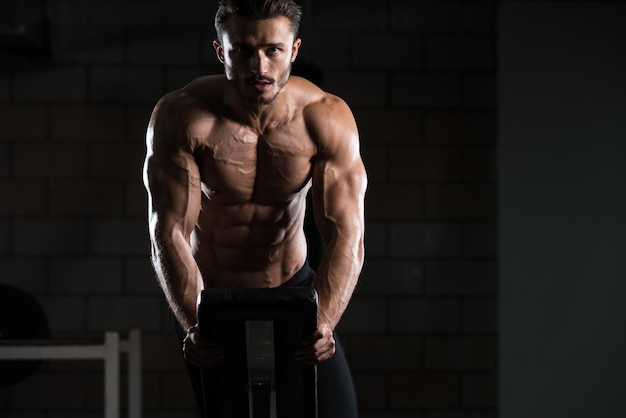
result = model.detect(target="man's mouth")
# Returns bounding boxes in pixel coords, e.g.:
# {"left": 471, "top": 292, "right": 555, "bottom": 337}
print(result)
{"left": 248, "top": 77, "right": 273, "bottom": 91}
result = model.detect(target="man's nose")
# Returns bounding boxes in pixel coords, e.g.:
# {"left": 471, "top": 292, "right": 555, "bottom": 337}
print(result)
{"left": 250, "top": 51, "right": 269, "bottom": 75}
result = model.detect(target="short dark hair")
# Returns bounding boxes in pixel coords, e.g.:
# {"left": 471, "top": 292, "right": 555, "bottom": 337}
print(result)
{"left": 215, "top": 0, "right": 303, "bottom": 42}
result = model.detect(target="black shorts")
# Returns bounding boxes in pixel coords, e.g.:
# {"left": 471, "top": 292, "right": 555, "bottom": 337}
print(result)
{"left": 174, "top": 261, "right": 359, "bottom": 418}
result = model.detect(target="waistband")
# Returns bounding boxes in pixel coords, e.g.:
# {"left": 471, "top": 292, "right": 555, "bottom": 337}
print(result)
{"left": 279, "top": 260, "right": 315, "bottom": 288}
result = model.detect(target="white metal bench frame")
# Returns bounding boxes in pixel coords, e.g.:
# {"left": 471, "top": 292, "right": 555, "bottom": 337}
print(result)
{"left": 0, "top": 329, "right": 142, "bottom": 418}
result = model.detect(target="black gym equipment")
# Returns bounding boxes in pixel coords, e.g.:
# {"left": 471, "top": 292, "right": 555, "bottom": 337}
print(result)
{"left": 198, "top": 287, "right": 318, "bottom": 418}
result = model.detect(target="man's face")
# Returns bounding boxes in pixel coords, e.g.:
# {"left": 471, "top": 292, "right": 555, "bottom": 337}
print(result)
{"left": 214, "top": 16, "right": 301, "bottom": 106}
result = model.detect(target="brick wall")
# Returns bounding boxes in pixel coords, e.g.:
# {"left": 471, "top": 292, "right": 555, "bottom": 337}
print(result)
{"left": 0, "top": 1, "right": 497, "bottom": 417}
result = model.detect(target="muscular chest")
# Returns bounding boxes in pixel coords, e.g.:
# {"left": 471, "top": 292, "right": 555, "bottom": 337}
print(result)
{"left": 194, "top": 122, "right": 315, "bottom": 203}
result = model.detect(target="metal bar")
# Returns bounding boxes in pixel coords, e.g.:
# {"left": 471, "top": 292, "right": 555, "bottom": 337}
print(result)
{"left": 0, "top": 345, "right": 107, "bottom": 359}
{"left": 104, "top": 332, "right": 120, "bottom": 418}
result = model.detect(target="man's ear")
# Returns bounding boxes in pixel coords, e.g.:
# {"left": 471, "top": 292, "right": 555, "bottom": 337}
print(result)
{"left": 291, "top": 38, "right": 302, "bottom": 63}
{"left": 213, "top": 40, "right": 225, "bottom": 64}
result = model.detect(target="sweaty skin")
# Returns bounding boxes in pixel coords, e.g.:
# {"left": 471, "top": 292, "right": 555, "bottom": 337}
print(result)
{"left": 143, "top": 16, "right": 367, "bottom": 366}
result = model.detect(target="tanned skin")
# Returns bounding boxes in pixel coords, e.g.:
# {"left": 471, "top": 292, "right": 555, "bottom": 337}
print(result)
{"left": 143, "top": 15, "right": 367, "bottom": 366}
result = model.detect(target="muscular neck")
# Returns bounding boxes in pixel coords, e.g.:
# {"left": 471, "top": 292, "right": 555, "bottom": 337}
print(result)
{"left": 224, "top": 82, "right": 292, "bottom": 132}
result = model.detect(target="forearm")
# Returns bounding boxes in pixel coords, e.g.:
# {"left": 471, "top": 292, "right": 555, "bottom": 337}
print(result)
{"left": 314, "top": 233, "right": 364, "bottom": 331}
{"left": 151, "top": 229, "right": 203, "bottom": 330}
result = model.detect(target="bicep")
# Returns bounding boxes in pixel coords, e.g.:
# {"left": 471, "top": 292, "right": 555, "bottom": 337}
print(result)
{"left": 143, "top": 102, "right": 201, "bottom": 240}
{"left": 145, "top": 153, "right": 201, "bottom": 238}
{"left": 313, "top": 159, "right": 366, "bottom": 238}
{"left": 312, "top": 132, "right": 367, "bottom": 244}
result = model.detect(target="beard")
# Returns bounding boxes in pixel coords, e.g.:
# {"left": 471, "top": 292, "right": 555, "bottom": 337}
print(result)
{"left": 224, "top": 63, "right": 292, "bottom": 106}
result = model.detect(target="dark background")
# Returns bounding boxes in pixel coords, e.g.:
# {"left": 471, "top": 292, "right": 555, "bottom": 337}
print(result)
{"left": 0, "top": 0, "right": 621, "bottom": 417}
{"left": 499, "top": 2, "right": 626, "bottom": 418}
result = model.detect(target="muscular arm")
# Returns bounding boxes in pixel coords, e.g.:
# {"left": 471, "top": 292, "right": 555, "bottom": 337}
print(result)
{"left": 143, "top": 93, "right": 203, "bottom": 331}
{"left": 304, "top": 95, "right": 367, "bottom": 358}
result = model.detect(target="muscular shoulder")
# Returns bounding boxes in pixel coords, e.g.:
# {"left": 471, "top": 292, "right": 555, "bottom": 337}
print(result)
{"left": 294, "top": 79, "right": 358, "bottom": 153}
{"left": 181, "top": 74, "right": 230, "bottom": 105}
{"left": 154, "top": 75, "right": 227, "bottom": 123}
{"left": 149, "top": 76, "right": 227, "bottom": 152}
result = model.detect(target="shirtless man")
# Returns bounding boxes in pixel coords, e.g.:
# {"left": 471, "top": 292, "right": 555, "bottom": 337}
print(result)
{"left": 143, "top": 0, "right": 366, "bottom": 416}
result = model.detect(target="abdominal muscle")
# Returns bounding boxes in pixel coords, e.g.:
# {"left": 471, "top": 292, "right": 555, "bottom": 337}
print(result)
{"left": 191, "top": 191, "right": 310, "bottom": 289}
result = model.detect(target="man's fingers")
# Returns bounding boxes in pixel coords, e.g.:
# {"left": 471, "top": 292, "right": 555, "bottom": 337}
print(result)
{"left": 190, "top": 333, "right": 218, "bottom": 347}
{"left": 184, "top": 326, "right": 224, "bottom": 367}
{"left": 301, "top": 329, "right": 323, "bottom": 345}
{"left": 296, "top": 331, "right": 336, "bottom": 364}
{"left": 296, "top": 345, "right": 335, "bottom": 364}
{"left": 183, "top": 341, "right": 225, "bottom": 367}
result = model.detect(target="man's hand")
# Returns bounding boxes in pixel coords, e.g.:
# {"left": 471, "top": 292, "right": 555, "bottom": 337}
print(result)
{"left": 183, "top": 325, "right": 225, "bottom": 367}
{"left": 295, "top": 323, "right": 336, "bottom": 364}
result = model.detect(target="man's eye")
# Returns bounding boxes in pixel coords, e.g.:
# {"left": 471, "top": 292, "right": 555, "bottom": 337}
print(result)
{"left": 266, "top": 47, "right": 281, "bottom": 56}
{"left": 236, "top": 48, "right": 252, "bottom": 55}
